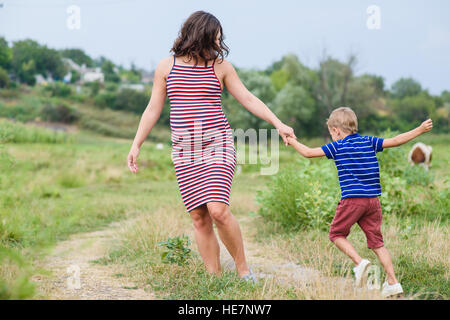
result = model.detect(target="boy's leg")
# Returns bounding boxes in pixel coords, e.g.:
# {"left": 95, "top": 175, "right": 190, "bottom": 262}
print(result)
{"left": 329, "top": 198, "right": 367, "bottom": 265}
{"left": 358, "top": 198, "right": 399, "bottom": 285}
{"left": 333, "top": 237, "right": 362, "bottom": 266}
{"left": 372, "top": 246, "right": 399, "bottom": 285}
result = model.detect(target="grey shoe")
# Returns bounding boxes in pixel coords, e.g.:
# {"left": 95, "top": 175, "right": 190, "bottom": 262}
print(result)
{"left": 241, "top": 268, "right": 257, "bottom": 283}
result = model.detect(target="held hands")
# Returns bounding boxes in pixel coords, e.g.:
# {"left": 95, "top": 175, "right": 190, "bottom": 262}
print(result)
{"left": 286, "top": 136, "right": 297, "bottom": 146}
{"left": 276, "top": 123, "right": 297, "bottom": 146}
{"left": 419, "top": 119, "right": 433, "bottom": 133}
{"left": 127, "top": 145, "right": 140, "bottom": 173}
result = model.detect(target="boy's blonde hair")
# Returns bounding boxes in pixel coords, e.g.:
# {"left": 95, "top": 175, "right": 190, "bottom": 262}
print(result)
{"left": 326, "top": 107, "right": 358, "bottom": 134}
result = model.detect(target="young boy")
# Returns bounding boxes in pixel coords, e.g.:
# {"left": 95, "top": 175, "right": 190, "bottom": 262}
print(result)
{"left": 287, "top": 107, "right": 433, "bottom": 298}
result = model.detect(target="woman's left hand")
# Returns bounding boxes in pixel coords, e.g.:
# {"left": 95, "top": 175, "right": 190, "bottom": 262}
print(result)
{"left": 276, "top": 123, "right": 297, "bottom": 146}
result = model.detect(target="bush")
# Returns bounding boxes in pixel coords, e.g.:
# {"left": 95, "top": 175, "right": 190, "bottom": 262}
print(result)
{"left": 256, "top": 129, "right": 445, "bottom": 233}
{"left": 157, "top": 235, "right": 192, "bottom": 266}
{"left": 42, "top": 82, "right": 72, "bottom": 97}
{"left": 113, "top": 88, "right": 149, "bottom": 113}
{"left": 0, "top": 119, "right": 72, "bottom": 143}
{"left": 256, "top": 158, "right": 339, "bottom": 232}
{"left": 94, "top": 92, "right": 117, "bottom": 108}
{"left": 0, "top": 67, "right": 9, "bottom": 88}
{"left": 84, "top": 81, "right": 101, "bottom": 97}
{"left": 41, "top": 102, "right": 80, "bottom": 123}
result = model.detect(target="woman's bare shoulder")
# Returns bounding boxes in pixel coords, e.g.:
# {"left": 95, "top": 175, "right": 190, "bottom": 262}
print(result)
{"left": 155, "top": 56, "right": 174, "bottom": 78}
{"left": 215, "top": 57, "right": 232, "bottom": 66}
{"left": 214, "top": 57, "right": 234, "bottom": 75}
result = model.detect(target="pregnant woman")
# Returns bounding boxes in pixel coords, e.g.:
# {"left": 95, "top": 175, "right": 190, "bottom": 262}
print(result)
{"left": 127, "top": 11, "right": 295, "bottom": 280}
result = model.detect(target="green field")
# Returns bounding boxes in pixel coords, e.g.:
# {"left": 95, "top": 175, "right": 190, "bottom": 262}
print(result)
{"left": 0, "top": 86, "right": 449, "bottom": 300}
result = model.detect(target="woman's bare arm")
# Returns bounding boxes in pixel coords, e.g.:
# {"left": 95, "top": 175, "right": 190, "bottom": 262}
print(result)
{"left": 220, "top": 59, "right": 296, "bottom": 145}
{"left": 128, "top": 57, "right": 171, "bottom": 173}
{"left": 131, "top": 57, "right": 171, "bottom": 149}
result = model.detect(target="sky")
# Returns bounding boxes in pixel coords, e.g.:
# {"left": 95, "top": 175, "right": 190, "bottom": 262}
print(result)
{"left": 1, "top": 0, "right": 449, "bottom": 95}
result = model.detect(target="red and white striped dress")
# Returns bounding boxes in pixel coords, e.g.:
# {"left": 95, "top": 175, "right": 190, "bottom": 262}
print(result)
{"left": 166, "top": 55, "right": 237, "bottom": 212}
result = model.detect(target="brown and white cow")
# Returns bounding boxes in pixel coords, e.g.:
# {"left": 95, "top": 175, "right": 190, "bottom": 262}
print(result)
{"left": 408, "top": 142, "right": 433, "bottom": 170}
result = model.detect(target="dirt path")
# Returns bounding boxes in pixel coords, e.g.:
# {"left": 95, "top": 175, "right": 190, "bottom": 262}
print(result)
{"left": 33, "top": 219, "right": 155, "bottom": 300}
{"left": 32, "top": 214, "right": 387, "bottom": 299}
{"left": 205, "top": 215, "right": 386, "bottom": 299}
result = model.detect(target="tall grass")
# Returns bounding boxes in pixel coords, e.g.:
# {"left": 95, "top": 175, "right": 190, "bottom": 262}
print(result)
{"left": 253, "top": 134, "right": 449, "bottom": 299}
{"left": 0, "top": 119, "right": 73, "bottom": 144}
{"left": 0, "top": 134, "right": 175, "bottom": 299}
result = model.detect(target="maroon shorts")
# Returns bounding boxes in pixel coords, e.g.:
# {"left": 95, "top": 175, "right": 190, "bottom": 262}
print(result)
{"left": 329, "top": 197, "right": 384, "bottom": 249}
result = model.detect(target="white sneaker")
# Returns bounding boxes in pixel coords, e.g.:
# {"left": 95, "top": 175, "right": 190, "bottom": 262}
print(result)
{"left": 353, "top": 259, "right": 371, "bottom": 287}
{"left": 381, "top": 281, "right": 403, "bottom": 298}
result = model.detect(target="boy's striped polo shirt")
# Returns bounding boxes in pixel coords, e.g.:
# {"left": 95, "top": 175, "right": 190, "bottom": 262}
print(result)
{"left": 321, "top": 133, "right": 384, "bottom": 199}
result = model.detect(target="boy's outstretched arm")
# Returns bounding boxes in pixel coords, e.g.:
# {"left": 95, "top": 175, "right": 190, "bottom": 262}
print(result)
{"left": 287, "top": 136, "right": 325, "bottom": 158}
{"left": 382, "top": 119, "right": 433, "bottom": 148}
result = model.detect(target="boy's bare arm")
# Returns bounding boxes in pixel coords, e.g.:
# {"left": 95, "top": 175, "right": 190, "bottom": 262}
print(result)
{"left": 382, "top": 119, "right": 433, "bottom": 148}
{"left": 287, "top": 137, "right": 326, "bottom": 158}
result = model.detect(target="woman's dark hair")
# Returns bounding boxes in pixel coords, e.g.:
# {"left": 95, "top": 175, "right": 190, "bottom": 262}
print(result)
{"left": 170, "top": 11, "right": 229, "bottom": 67}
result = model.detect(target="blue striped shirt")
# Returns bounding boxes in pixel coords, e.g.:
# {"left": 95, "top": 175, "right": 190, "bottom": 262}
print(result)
{"left": 321, "top": 133, "right": 384, "bottom": 199}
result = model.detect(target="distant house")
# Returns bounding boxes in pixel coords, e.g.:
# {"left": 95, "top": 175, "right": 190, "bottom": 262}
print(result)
{"left": 141, "top": 70, "right": 154, "bottom": 83}
{"left": 119, "top": 83, "right": 145, "bottom": 92}
{"left": 34, "top": 74, "right": 54, "bottom": 85}
{"left": 82, "top": 67, "right": 104, "bottom": 83}
{"left": 62, "top": 58, "right": 105, "bottom": 84}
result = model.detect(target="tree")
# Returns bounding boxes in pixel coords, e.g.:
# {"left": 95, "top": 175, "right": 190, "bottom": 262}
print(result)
{"left": 441, "top": 90, "right": 450, "bottom": 104}
{"left": 0, "top": 37, "right": 12, "bottom": 70}
{"left": 390, "top": 77, "right": 422, "bottom": 99}
{"left": 272, "top": 83, "right": 316, "bottom": 137}
{"left": 0, "top": 67, "right": 10, "bottom": 88}
{"left": 12, "top": 39, "right": 67, "bottom": 84}
{"left": 101, "top": 59, "right": 120, "bottom": 83}
{"left": 222, "top": 69, "right": 276, "bottom": 130}
{"left": 113, "top": 88, "right": 149, "bottom": 113}
{"left": 270, "top": 69, "right": 290, "bottom": 91}
{"left": 392, "top": 92, "right": 436, "bottom": 126}
{"left": 267, "top": 53, "right": 318, "bottom": 92}
{"left": 60, "top": 48, "right": 93, "bottom": 67}
{"left": 315, "top": 54, "right": 357, "bottom": 114}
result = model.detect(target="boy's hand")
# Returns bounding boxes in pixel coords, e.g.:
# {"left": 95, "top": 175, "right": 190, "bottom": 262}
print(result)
{"left": 420, "top": 119, "right": 433, "bottom": 133}
{"left": 286, "top": 136, "right": 297, "bottom": 145}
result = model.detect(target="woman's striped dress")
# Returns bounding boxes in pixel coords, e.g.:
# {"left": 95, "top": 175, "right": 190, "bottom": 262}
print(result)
{"left": 166, "top": 55, "right": 237, "bottom": 212}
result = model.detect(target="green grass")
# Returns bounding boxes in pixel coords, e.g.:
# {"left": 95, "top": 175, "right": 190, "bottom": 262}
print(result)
{"left": 0, "top": 98, "right": 448, "bottom": 299}
{"left": 0, "top": 128, "right": 176, "bottom": 299}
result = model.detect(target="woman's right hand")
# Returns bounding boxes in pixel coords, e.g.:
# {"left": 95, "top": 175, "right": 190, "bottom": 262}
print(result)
{"left": 127, "top": 145, "right": 140, "bottom": 173}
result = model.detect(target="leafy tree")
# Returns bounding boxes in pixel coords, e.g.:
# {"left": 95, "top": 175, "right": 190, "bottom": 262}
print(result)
{"left": 391, "top": 92, "right": 436, "bottom": 128}
{"left": 18, "top": 59, "right": 37, "bottom": 85}
{"left": 0, "top": 37, "right": 12, "bottom": 70}
{"left": 60, "top": 48, "right": 93, "bottom": 67}
{"left": 270, "top": 69, "right": 290, "bottom": 91}
{"left": 272, "top": 83, "right": 316, "bottom": 137}
{"left": 267, "top": 53, "right": 317, "bottom": 92}
{"left": 390, "top": 77, "right": 422, "bottom": 99}
{"left": 113, "top": 88, "right": 149, "bottom": 113}
{"left": 0, "top": 67, "right": 9, "bottom": 88}
{"left": 101, "top": 59, "right": 120, "bottom": 83}
{"left": 12, "top": 39, "right": 67, "bottom": 84}
{"left": 42, "top": 82, "right": 72, "bottom": 97}
{"left": 223, "top": 69, "right": 276, "bottom": 130}
{"left": 441, "top": 90, "right": 450, "bottom": 104}
{"left": 70, "top": 69, "right": 80, "bottom": 83}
